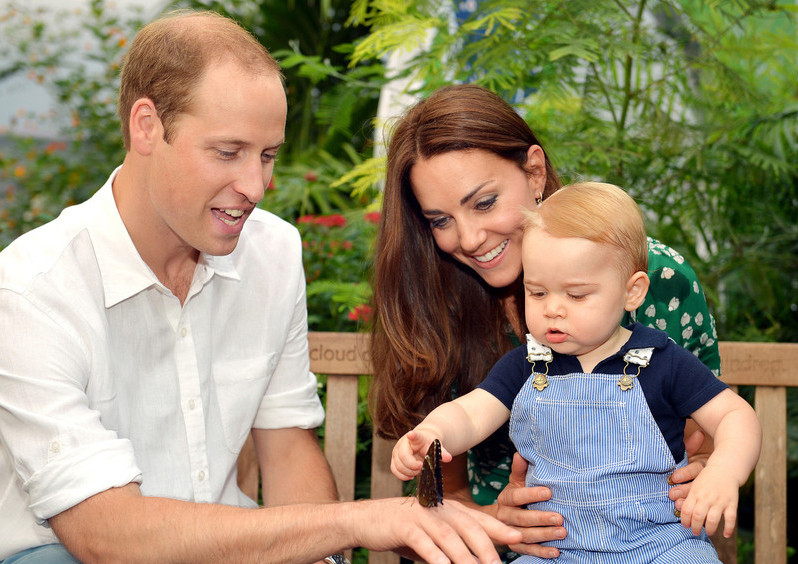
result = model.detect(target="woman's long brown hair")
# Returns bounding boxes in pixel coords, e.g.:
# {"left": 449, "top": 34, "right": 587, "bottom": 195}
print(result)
{"left": 369, "top": 84, "right": 562, "bottom": 439}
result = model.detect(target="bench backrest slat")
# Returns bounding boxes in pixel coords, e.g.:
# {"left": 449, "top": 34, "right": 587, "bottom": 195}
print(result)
{"left": 237, "top": 335, "right": 798, "bottom": 564}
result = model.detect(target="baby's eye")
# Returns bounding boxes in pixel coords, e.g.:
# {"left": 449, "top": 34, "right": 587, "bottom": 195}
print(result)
{"left": 475, "top": 195, "right": 497, "bottom": 212}
{"left": 568, "top": 293, "right": 587, "bottom": 301}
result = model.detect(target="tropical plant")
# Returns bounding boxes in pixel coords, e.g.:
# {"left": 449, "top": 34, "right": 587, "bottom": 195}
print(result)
{"left": 179, "top": 0, "right": 387, "bottom": 161}
{"left": 345, "top": 0, "right": 798, "bottom": 344}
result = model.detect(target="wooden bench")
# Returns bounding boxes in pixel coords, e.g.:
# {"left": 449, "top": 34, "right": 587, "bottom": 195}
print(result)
{"left": 238, "top": 333, "right": 798, "bottom": 564}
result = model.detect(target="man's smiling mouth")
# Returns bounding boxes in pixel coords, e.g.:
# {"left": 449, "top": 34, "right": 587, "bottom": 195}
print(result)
{"left": 216, "top": 208, "right": 245, "bottom": 226}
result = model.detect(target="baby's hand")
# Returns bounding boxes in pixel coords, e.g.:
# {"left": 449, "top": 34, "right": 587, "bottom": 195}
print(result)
{"left": 390, "top": 430, "right": 442, "bottom": 481}
{"left": 679, "top": 466, "right": 739, "bottom": 537}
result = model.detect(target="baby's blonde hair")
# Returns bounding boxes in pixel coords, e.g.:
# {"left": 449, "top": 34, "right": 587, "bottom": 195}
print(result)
{"left": 523, "top": 182, "right": 648, "bottom": 277}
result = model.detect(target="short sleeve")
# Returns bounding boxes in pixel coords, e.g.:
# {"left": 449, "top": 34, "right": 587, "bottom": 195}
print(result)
{"left": 625, "top": 238, "right": 721, "bottom": 376}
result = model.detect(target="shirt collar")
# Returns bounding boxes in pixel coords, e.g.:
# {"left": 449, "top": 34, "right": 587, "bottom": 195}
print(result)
{"left": 88, "top": 167, "right": 241, "bottom": 308}
{"left": 622, "top": 322, "right": 670, "bottom": 352}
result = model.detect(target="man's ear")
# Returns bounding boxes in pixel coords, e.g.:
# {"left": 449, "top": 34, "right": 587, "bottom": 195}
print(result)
{"left": 624, "top": 271, "right": 650, "bottom": 312}
{"left": 128, "top": 98, "right": 162, "bottom": 155}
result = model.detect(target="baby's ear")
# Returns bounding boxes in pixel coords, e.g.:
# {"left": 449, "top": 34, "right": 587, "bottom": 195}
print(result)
{"left": 624, "top": 271, "right": 650, "bottom": 311}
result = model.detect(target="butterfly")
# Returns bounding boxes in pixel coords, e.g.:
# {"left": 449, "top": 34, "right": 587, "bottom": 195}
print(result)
{"left": 416, "top": 438, "right": 444, "bottom": 507}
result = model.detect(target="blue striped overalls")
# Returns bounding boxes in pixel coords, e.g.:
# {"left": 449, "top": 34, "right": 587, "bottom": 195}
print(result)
{"left": 509, "top": 344, "right": 720, "bottom": 564}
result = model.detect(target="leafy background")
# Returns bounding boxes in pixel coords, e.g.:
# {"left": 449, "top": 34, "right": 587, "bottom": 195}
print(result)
{"left": 1, "top": 0, "right": 796, "bottom": 561}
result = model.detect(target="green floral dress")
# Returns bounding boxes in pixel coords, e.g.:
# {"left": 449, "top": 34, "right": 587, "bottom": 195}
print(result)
{"left": 464, "top": 238, "right": 720, "bottom": 561}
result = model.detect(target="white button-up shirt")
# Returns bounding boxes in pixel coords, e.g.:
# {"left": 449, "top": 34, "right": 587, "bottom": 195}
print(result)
{"left": 0, "top": 169, "right": 325, "bottom": 558}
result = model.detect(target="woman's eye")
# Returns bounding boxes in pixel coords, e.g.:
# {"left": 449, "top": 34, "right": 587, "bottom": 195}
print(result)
{"left": 262, "top": 152, "right": 277, "bottom": 163}
{"left": 475, "top": 195, "right": 497, "bottom": 211}
{"left": 429, "top": 216, "right": 450, "bottom": 229}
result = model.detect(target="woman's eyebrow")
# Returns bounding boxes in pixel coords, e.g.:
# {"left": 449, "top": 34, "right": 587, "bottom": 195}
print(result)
{"left": 460, "top": 181, "right": 491, "bottom": 206}
{"left": 420, "top": 180, "right": 492, "bottom": 215}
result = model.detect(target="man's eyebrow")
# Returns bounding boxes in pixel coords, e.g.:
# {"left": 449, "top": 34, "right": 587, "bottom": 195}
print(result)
{"left": 207, "top": 138, "right": 285, "bottom": 149}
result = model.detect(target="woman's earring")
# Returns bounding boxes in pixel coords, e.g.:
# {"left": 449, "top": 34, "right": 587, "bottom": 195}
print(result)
{"left": 535, "top": 194, "right": 543, "bottom": 206}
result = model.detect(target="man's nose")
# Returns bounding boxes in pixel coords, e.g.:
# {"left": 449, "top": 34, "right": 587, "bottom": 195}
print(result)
{"left": 235, "top": 158, "right": 268, "bottom": 204}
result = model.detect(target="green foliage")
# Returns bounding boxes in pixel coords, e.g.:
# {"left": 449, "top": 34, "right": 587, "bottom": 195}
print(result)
{"left": 287, "top": 208, "right": 378, "bottom": 332}
{"left": 3, "top": 6, "right": 798, "bottom": 557}
{"left": 178, "top": 0, "right": 387, "bottom": 161}
{"left": 349, "top": 0, "right": 798, "bottom": 344}
{"left": 0, "top": 0, "right": 142, "bottom": 246}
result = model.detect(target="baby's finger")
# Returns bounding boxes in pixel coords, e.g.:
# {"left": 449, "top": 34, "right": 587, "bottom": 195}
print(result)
{"left": 722, "top": 507, "right": 737, "bottom": 538}
{"left": 390, "top": 457, "right": 420, "bottom": 481}
{"left": 702, "top": 507, "right": 722, "bottom": 537}
{"left": 689, "top": 504, "right": 707, "bottom": 536}
{"left": 406, "top": 430, "right": 427, "bottom": 450}
{"left": 679, "top": 499, "right": 694, "bottom": 531}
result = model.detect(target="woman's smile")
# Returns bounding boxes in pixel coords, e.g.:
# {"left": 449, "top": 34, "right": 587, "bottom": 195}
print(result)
{"left": 473, "top": 239, "right": 508, "bottom": 264}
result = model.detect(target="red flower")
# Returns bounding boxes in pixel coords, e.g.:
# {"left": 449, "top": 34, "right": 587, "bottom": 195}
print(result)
{"left": 45, "top": 141, "right": 67, "bottom": 154}
{"left": 364, "top": 211, "right": 381, "bottom": 224}
{"left": 348, "top": 304, "right": 373, "bottom": 323}
{"left": 315, "top": 214, "right": 347, "bottom": 228}
{"left": 267, "top": 177, "right": 276, "bottom": 190}
{"left": 297, "top": 215, "right": 316, "bottom": 224}
{"left": 304, "top": 170, "right": 318, "bottom": 182}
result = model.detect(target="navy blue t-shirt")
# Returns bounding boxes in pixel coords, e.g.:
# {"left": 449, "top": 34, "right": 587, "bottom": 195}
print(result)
{"left": 478, "top": 323, "right": 728, "bottom": 462}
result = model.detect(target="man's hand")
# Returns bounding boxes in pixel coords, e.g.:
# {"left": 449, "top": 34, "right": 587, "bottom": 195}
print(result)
{"left": 351, "top": 497, "right": 522, "bottom": 564}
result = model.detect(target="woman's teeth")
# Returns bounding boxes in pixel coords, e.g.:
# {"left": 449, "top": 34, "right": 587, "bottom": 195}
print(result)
{"left": 475, "top": 240, "right": 508, "bottom": 263}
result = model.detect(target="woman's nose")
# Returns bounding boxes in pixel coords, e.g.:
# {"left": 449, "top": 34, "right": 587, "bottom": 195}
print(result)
{"left": 456, "top": 218, "right": 486, "bottom": 254}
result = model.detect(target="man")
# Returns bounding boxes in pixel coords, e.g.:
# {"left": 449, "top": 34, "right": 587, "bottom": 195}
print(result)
{"left": 0, "top": 10, "right": 520, "bottom": 564}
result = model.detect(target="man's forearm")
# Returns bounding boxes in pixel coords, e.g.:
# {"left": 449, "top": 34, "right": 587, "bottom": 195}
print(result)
{"left": 51, "top": 483, "right": 358, "bottom": 564}
{"left": 254, "top": 427, "right": 339, "bottom": 506}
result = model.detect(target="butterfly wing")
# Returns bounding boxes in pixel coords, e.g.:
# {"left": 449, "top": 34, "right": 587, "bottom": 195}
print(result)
{"left": 416, "top": 438, "right": 444, "bottom": 507}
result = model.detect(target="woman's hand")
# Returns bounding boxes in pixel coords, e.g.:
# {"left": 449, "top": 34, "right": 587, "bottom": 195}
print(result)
{"left": 495, "top": 453, "right": 566, "bottom": 559}
{"left": 669, "top": 422, "right": 712, "bottom": 511}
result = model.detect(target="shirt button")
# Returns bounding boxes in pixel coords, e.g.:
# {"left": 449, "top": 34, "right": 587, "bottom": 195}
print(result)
{"left": 180, "top": 327, "right": 188, "bottom": 338}
{"left": 197, "top": 470, "right": 206, "bottom": 482}
{"left": 49, "top": 441, "right": 61, "bottom": 454}
{"left": 187, "top": 399, "right": 196, "bottom": 410}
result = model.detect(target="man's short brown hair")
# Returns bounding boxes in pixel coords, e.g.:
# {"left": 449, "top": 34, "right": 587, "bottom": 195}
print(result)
{"left": 117, "top": 10, "right": 282, "bottom": 150}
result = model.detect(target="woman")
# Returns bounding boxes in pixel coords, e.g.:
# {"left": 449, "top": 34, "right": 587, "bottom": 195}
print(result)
{"left": 369, "top": 84, "right": 720, "bottom": 560}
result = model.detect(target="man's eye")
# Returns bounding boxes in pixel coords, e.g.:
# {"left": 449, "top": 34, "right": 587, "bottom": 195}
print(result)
{"left": 216, "top": 149, "right": 238, "bottom": 159}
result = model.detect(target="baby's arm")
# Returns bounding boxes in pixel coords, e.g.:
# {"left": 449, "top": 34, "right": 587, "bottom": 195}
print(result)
{"left": 390, "top": 389, "right": 510, "bottom": 481}
{"left": 680, "top": 388, "right": 762, "bottom": 537}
